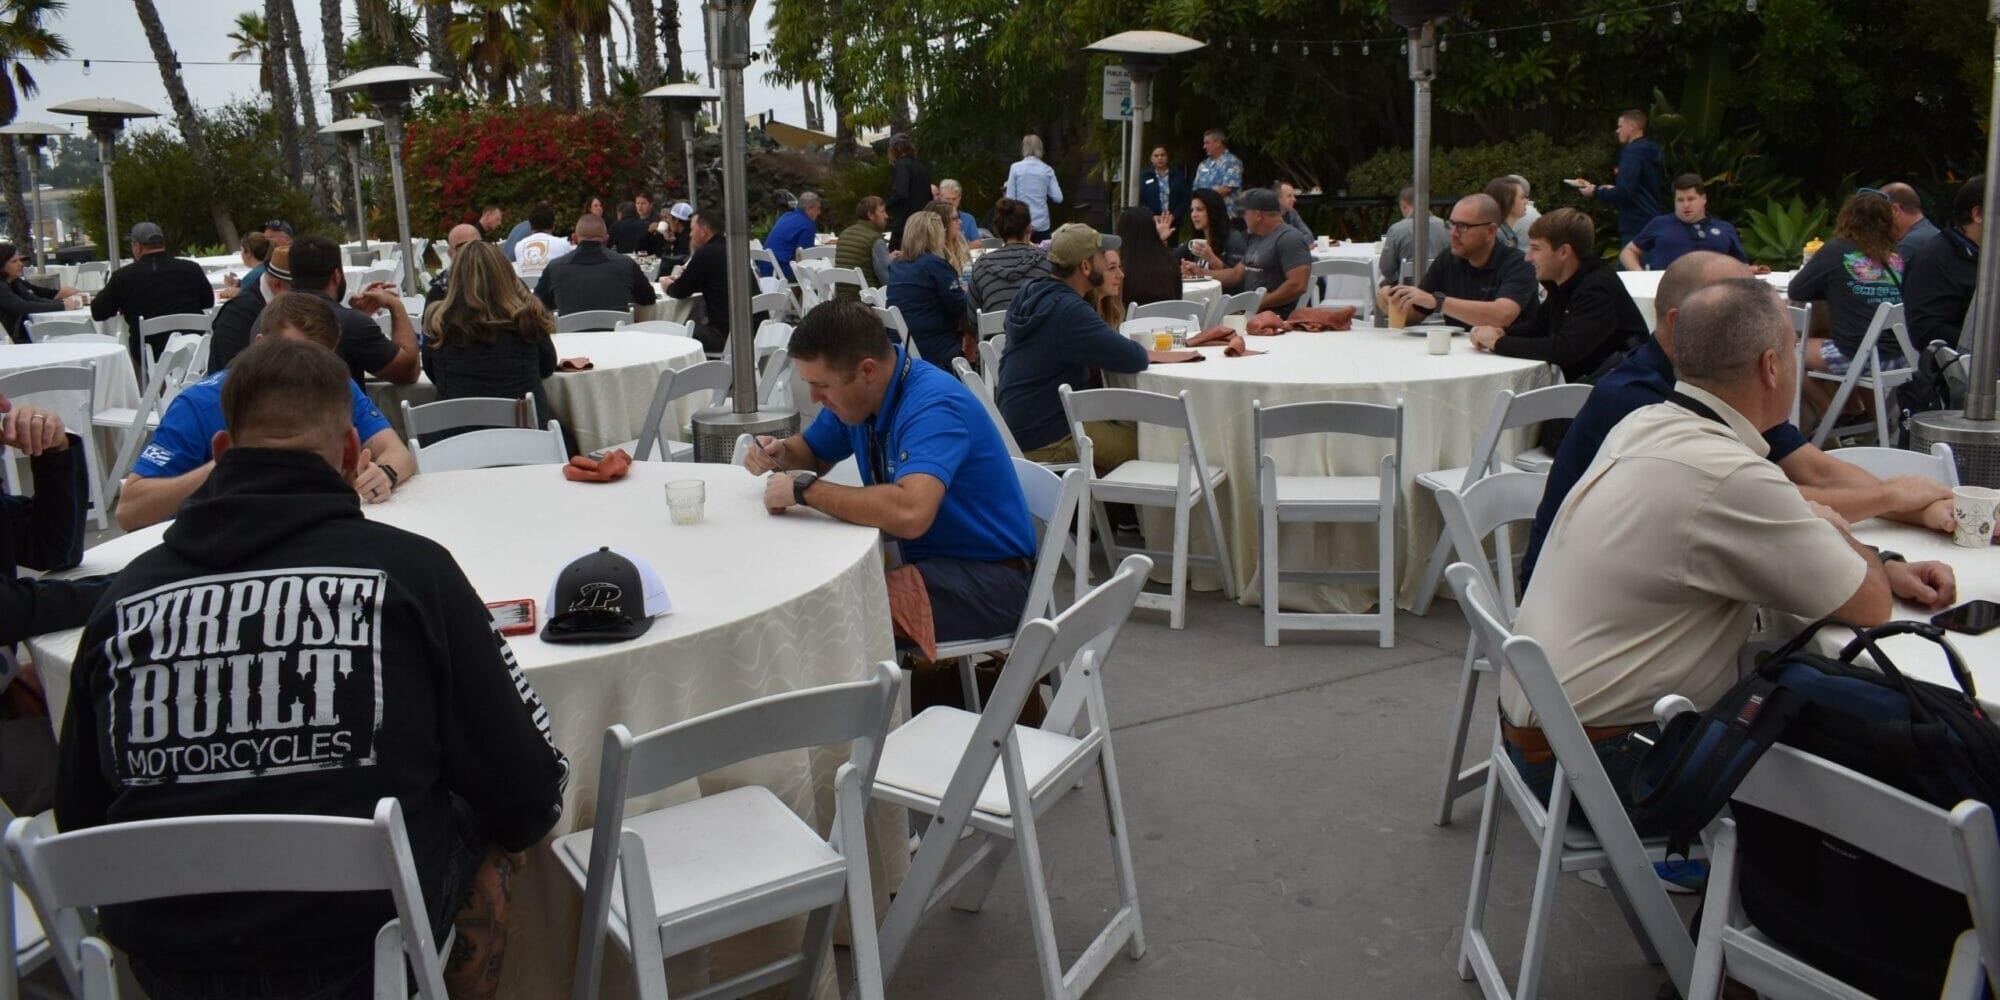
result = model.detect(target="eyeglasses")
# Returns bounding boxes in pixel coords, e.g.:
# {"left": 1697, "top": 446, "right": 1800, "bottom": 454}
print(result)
{"left": 1446, "top": 220, "right": 1495, "bottom": 232}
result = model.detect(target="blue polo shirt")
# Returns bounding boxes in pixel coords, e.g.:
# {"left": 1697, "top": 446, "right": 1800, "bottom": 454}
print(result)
{"left": 762, "top": 209, "right": 818, "bottom": 281}
{"left": 1626, "top": 214, "right": 1748, "bottom": 270}
{"left": 132, "top": 370, "right": 393, "bottom": 479}
{"left": 1521, "top": 337, "right": 1806, "bottom": 584}
{"left": 801, "top": 347, "right": 1035, "bottom": 564}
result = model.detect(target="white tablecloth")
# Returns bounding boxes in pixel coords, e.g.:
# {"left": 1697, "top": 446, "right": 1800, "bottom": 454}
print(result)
{"left": 1618, "top": 270, "right": 1796, "bottom": 331}
{"left": 0, "top": 340, "right": 139, "bottom": 411}
{"left": 34, "top": 307, "right": 123, "bottom": 338}
{"left": 369, "top": 332, "right": 707, "bottom": 454}
{"left": 1182, "top": 276, "right": 1223, "bottom": 316}
{"left": 1111, "top": 327, "right": 1554, "bottom": 612}
{"left": 1823, "top": 520, "right": 2000, "bottom": 712}
{"left": 25, "top": 462, "right": 901, "bottom": 999}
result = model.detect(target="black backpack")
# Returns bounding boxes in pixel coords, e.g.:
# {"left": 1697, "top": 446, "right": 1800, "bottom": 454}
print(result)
{"left": 1894, "top": 340, "right": 1970, "bottom": 446}
{"left": 1626, "top": 618, "right": 2000, "bottom": 996}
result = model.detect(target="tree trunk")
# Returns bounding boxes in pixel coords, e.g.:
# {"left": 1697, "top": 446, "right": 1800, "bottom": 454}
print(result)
{"left": 264, "top": 0, "right": 303, "bottom": 187}
{"left": 546, "top": 28, "right": 578, "bottom": 111}
{"left": 321, "top": 0, "right": 353, "bottom": 229}
{"left": 426, "top": 0, "right": 458, "bottom": 90}
{"left": 131, "top": 0, "right": 238, "bottom": 249}
{"left": 801, "top": 77, "right": 823, "bottom": 133}
{"left": 632, "top": 0, "right": 664, "bottom": 177}
{"left": 278, "top": 0, "right": 331, "bottom": 210}
{"left": 661, "top": 2, "right": 684, "bottom": 83}
{"left": 584, "top": 29, "right": 606, "bottom": 106}
{"left": 1, "top": 141, "right": 30, "bottom": 250}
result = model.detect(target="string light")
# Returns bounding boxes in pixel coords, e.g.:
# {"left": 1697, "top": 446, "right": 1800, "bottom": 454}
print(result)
{"left": 80, "top": 59, "right": 89, "bottom": 76}
{"left": 1541, "top": 27, "right": 1552, "bottom": 42}
{"left": 1746, "top": 0, "right": 1758, "bottom": 9}
{"left": 1596, "top": 15, "right": 1608, "bottom": 34}
{"left": 1671, "top": 3, "right": 1683, "bottom": 23}
{"left": 1360, "top": 41, "right": 1369, "bottom": 55}
{"left": 1488, "top": 32, "right": 1497, "bottom": 49}
{"left": 1437, "top": 35, "right": 1447, "bottom": 51}
{"left": 1271, "top": 41, "right": 1279, "bottom": 54}
{"left": 1332, "top": 43, "right": 1340, "bottom": 56}
{"left": 1210, "top": 1, "right": 1725, "bottom": 55}
{"left": 1301, "top": 42, "right": 1309, "bottom": 56}
{"left": 1400, "top": 39, "right": 1408, "bottom": 54}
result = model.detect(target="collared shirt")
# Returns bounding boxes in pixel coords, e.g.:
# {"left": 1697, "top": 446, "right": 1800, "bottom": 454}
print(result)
{"left": 1192, "top": 150, "right": 1245, "bottom": 214}
{"left": 1415, "top": 242, "right": 1541, "bottom": 329}
{"left": 800, "top": 347, "right": 1035, "bottom": 564}
{"left": 1506, "top": 382, "right": 1865, "bottom": 727}
{"left": 1899, "top": 217, "right": 1942, "bottom": 261}
{"left": 1378, "top": 215, "right": 1451, "bottom": 286}
{"left": 1626, "top": 213, "right": 1748, "bottom": 269}
{"left": 1522, "top": 337, "right": 1809, "bottom": 582}
{"left": 132, "top": 370, "right": 392, "bottom": 479}
{"left": 1004, "top": 156, "right": 1064, "bottom": 232}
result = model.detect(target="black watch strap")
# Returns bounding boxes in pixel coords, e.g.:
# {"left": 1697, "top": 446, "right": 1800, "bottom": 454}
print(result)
{"left": 382, "top": 463, "right": 400, "bottom": 488}
{"left": 793, "top": 473, "right": 816, "bottom": 507}
{"left": 1877, "top": 549, "right": 1906, "bottom": 564}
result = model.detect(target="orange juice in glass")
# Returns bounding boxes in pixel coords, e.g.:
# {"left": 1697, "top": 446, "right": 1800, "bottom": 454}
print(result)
{"left": 1153, "top": 330, "right": 1174, "bottom": 352}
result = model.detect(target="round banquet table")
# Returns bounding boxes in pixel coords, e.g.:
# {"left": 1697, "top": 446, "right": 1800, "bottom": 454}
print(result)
{"left": 1618, "top": 269, "right": 1795, "bottom": 332}
{"left": 25, "top": 461, "right": 901, "bottom": 1000}
{"left": 33, "top": 307, "right": 123, "bottom": 338}
{"left": 1181, "top": 276, "right": 1223, "bottom": 317}
{"left": 1109, "top": 326, "right": 1554, "bottom": 612}
{"left": 369, "top": 331, "right": 707, "bottom": 454}
{"left": 0, "top": 339, "right": 140, "bottom": 411}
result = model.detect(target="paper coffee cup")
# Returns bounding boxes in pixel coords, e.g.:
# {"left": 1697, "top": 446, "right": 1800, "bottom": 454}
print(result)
{"left": 1953, "top": 486, "right": 2000, "bottom": 547}
{"left": 1426, "top": 326, "right": 1451, "bottom": 355}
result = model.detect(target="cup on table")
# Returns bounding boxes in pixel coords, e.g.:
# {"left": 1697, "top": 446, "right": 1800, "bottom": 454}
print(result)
{"left": 1386, "top": 296, "right": 1410, "bottom": 330}
{"left": 1426, "top": 326, "right": 1452, "bottom": 356}
{"left": 1315, "top": 235, "right": 1332, "bottom": 251}
{"left": 1152, "top": 330, "right": 1173, "bottom": 352}
{"left": 666, "top": 479, "right": 706, "bottom": 525}
{"left": 1952, "top": 486, "right": 2000, "bottom": 547}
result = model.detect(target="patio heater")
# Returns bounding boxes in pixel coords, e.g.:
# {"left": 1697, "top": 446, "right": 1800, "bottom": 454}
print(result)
{"left": 688, "top": 0, "right": 797, "bottom": 461}
{"left": 1085, "top": 31, "right": 1206, "bottom": 209}
{"left": 328, "top": 65, "right": 445, "bottom": 295}
{"left": 1909, "top": 0, "right": 2000, "bottom": 486}
{"left": 319, "top": 116, "right": 383, "bottom": 251}
{"left": 643, "top": 82, "right": 720, "bottom": 212}
{"left": 1390, "top": 0, "right": 1453, "bottom": 284}
{"left": 48, "top": 98, "right": 158, "bottom": 266}
{"left": 0, "top": 121, "right": 74, "bottom": 269}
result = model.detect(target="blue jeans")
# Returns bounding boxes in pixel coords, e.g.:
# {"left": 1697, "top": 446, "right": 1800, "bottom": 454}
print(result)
{"left": 1505, "top": 722, "right": 1666, "bottom": 838}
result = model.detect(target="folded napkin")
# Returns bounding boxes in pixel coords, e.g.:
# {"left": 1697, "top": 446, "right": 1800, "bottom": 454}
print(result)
{"left": 1245, "top": 312, "right": 1290, "bottom": 336}
{"left": 558, "top": 357, "right": 594, "bottom": 372}
{"left": 1147, "top": 349, "right": 1207, "bottom": 364}
{"left": 1223, "top": 334, "right": 1264, "bottom": 357}
{"left": 1185, "top": 325, "right": 1237, "bottom": 347}
{"left": 562, "top": 448, "right": 632, "bottom": 482}
{"left": 886, "top": 564, "right": 938, "bottom": 661}
{"left": 1284, "top": 305, "right": 1357, "bottom": 332}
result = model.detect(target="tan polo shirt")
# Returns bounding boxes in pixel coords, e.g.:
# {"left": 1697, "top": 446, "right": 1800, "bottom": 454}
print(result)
{"left": 1501, "top": 382, "right": 1866, "bottom": 728}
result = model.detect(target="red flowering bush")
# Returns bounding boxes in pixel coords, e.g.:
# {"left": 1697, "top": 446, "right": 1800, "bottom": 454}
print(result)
{"left": 403, "top": 105, "right": 645, "bottom": 234}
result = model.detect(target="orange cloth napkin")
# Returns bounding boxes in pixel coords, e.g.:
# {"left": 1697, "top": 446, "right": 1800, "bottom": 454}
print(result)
{"left": 886, "top": 564, "right": 938, "bottom": 661}
{"left": 1285, "top": 305, "right": 1357, "bottom": 331}
{"left": 1186, "top": 325, "right": 1236, "bottom": 347}
{"left": 562, "top": 449, "right": 632, "bottom": 482}
{"left": 1245, "top": 312, "right": 1289, "bottom": 336}
{"left": 558, "top": 357, "right": 594, "bottom": 372}
{"left": 1147, "top": 349, "right": 1207, "bottom": 363}
{"left": 1223, "top": 333, "right": 1264, "bottom": 357}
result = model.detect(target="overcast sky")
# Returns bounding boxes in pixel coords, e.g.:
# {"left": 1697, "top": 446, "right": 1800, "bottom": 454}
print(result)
{"left": 19, "top": 0, "right": 802, "bottom": 136}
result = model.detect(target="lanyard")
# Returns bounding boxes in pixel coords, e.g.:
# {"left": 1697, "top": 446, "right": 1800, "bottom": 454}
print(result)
{"left": 1667, "top": 390, "right": 1728, "bottom": 428}
{"left": 866, "top": 349, "right": 915, "bottom": 484}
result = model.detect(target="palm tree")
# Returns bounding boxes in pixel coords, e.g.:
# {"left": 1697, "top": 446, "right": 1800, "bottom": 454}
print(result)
{"left": 423, "top": 0, "right": 458, "bottom": 90}
{"left": 630, "top": 0, "right": 662, "bottom": 167}
{"left": 225, "top": 11, "right": 272, "bottom": 91}
{"left": 0, "top": 0, "right": 67, "bottom": 248}
{"left": 447, "top": 0, "right": 534, "bottom": 102}
{"left": 263, "top": 0, "right": 302, "bottom": 186}
{"left": 276, "top": 0, "right": 329, "bottom": 207}
{"left": 322, "top": 0, "right": 353, "bottom": 225}
{"left": 131, "top": 0, "right": 238, "bottom": 247}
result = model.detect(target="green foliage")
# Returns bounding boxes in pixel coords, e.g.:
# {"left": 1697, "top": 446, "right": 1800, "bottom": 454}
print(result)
{"left": 1741, "top": 196, "right": 1831, "bottom": 270}
{"left": 1646, "top": 89, "right": 1797, "bottom": 224}
{"left": 70, "top": 103, "right": 332, "bottom": 254}
{"left": 821, "top": 159, "right": 893, "bottom": 227}
{"left": 1345, "top": 130, "right": 1617, "bottom": 236}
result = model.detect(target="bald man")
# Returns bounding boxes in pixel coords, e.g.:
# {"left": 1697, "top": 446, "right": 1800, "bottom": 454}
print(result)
{"left": 1378, "top": 193, "right": 1539, "bottom": 330}
{"left": 424, "top": 223, "right": 488, "bottom": 308}
{"left": 1522, "top": 250, "right": 1961, "bottom": 583}
{"left": 1882, "top": 182, "right": 1942, "bottom": 259}
{"left": 532, "top": 213, "right": 658, "bottom": 317}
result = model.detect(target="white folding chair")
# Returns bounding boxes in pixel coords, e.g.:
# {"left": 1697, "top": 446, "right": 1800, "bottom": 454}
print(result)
{"left": 1411, "top": 383, "right": 1592, "bottom": 615}
{"left": 560, "top": 663, "right": 899, "bottom": 1000}
{"left": 98, "top": 338, "right": 201, "bottom": 507}
{"left": 754, "top": 347, "right": 793, "bottom": 409}
{"left": 749, "top": 246, "right": 780, "bottom": 281}
{"left": 624, "top": 360, "right": 731, "bottom": 461}
{"left": 1808, "top": 302, "right": 1919, "bottom": 447}
{"left": 556, "top": 309, "right": 633, "bottom": 333}
{"left": 1432, "top": 472, "right": 1547, "bottom": 826}
{"left": 795, "top": 245, "right": 837, "bottom": 263}
{"left": 1830, "top": 441, "right": 1959, "bottom": 487}
{"left": 0, "top": 366, "right": 108, "bottom": 530}
{"left": 873, "top": 305, "right": 918, "bottom": 359}
{"left": 1684, "top": 739, "right": 2000, "bottom": 1000}
{"left": 29, "top": 332, "right": 115, "bottom": 347}
{"left": 750, "top": 289, "right": 794, "bottom": 325}
{"left": 808, "top": 266, "right": 869, "bottom": 305}
{"left": 979, "top": 335, "right": 1006, "bottom": 390}
{"left": 73, "top": 263, "right": 108, "bottom": 294}
{"left": 4, "top": 799, "right": 448, "bottom": 1000}
{"left": 1060, "top": 385, "right": 1235, "bottom": 629}
{"left": 24, "top": 319, "right": 95, "bottom": 343}
{"left": 0, "top": 800, "right": 51, "bottom": 1000}
{"left": 1216, "top": 290, "right": 1263, "bottom": 327}
{"left": 1447, "top": 563, "right": 1698, "bottom": 1000}
{"left": 345, "top": 247, "right": 381, "bottom": 267}
{"left": 951, "top": 358, "right": 1025, "bottom": 459}
{"left": 135, "top": 313, "right": 210, "bottom": 382}
{"left": 401, "top": 395, "right": 536, "bottom": 446}
{"left": 615, "top": 319, "right": 695, "bottom": 337}
{"left": 975, "top": 309, "right": 1006, "bottom": 341}
{"left": 1789, "top": 304, "right": 1811, "bottom": 426}
{"left": 359, "top": 266, "right": 396, "bottom": 289}
{"left": 1253, "top": 399, "right": 1402, "bottom": 648}
{"left": 161, "top": 331, "right": 211, "bottom": 381}
{"left": 407, "top": 420, "right": 566, "bottom": 472}
{"left": 1127, "top": 299, "right": 1205, "bottom": 329}
{"left": 1305, "top": 258, "right": 1374, "bottom": 319}
{"left": 873, "top": 555, "right": 1153, "bottom": 1000}
{"left": 932, "top": 459, "right": 1086, "bottom": 710}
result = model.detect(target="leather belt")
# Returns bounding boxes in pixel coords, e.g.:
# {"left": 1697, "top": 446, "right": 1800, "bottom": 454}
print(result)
{"left": 1500, "top": 713, "right": 1641, "bottom": 766}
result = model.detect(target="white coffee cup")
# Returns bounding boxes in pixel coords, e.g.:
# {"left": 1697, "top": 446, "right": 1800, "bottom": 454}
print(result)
{"left": 1315, "top": 235, "right": 1332, "bottom": 250}
{"left": 1188, "top": 238, "right": 1209, "bottom": 258}
{"left": 1426, "top": 326, "right": 1451, "bottom": 355}
{"left": 1952, "top": 486, "right": 2000, "bottom": 547}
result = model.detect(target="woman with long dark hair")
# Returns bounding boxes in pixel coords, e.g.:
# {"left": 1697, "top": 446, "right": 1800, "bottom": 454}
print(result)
{"left": 1176, "top": 188, "right": 1246, "bottom": 270}
{"left": 1114, "top": 207, "right": 1179, "bottom": 308}
{"left": 421, "top": 241, "right": 562, "bottom": 447}
{"left": 1794, "top": 189, "right": 1907, "bottom": 377}
{"left": 0, "top": 243, "right": 76, "bottom": 344}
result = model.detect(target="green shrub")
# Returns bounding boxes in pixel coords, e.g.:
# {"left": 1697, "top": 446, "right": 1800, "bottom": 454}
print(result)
{"left": 1344, "top": 131, "right": 1618, "bottom": 245}
{"left": 1741, "top": 196, "right": 1831, "bottom": 269}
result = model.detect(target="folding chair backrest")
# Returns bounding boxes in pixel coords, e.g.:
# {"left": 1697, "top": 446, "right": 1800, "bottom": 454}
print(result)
{"left": 1435, "top": 472, "right": 1546, "bottom": 624}
{"left": 1307, "top": 258, "right": 1372, "bottom": 308}
{"left": 1459, "top": 383, "right": 1593, "bottom": 491}
{"left": 1851, "top": 301, "right": 1919, "bottom": 367}
{"left": 5, "top": 799, "right": 447, "bottom": 1000}
{"left": 1253, "top": 398, "right": 1401, "bottom": 445}
{"left": 408, "top": 421, "right": 566, "bottom": 472}
{"left": 136, "top": 313, "right": 210, "bottom": 340}
{"left": 161, "top": 332, "right": 212, "bottom": 381}
{"left": 108, "top": 339, "right": 202, "bottom": 494}
{"left": 1217, "top": 290, "right": 1263, "bottom": 321}
{"left": 998, "top": 554, "right": 1151, "bottom": 752}
{"left": 1060, "top": 385, "right": 1192, "bottom": 431}
{"left": 1828, "top": 442, "right": 1959, "bottom": 488}
{"left": 1127, "top": 299, "right": 1205, "bottom": 327}
{"left": 813, "top": 266, "right": 869, "bottom": 301}
{"left": 749, "top": 247, "right": 779, "bottom": 277}
{"left": 34, "top": 330, "right": 115, "bottom": 347}
{"left": 955, "top": 362, "right": 1023, "bottom": 458}
{"left": 976, "top": 309, "right": 1006, "bottom": 339}
{"left": 1011, "top": 460, "right": 1085, "bottom": 628}
{"left": 756, "top": 347, "right": 793, "bottom": 407}
{"left": 401, "top": 395, "right": 534, "bottom": 440}
{"left": 555, "top": 309, "right": 632, "bottom": 332}
{"left": 797, "top": 246, "right": 837, "bottom": 263}
{"left": 360, "top": 267, "right": 396, "bottom": 288}
{"left": 751, "top": 289, "right": 793, "bottom": 323}
{"left": 616, "top": 319, "right": 693, "bottom": 337}
{"left": 26, "top": 319, "right": 96, "bottom": 342}
{"left": 976, "top": 337, "right": 1004, "bottom": 390}
{"left": 632, "top": 361, "right": 731, "bottom": 460}
{"left": 0, "top": 366, "right": 94, "bottom": 495}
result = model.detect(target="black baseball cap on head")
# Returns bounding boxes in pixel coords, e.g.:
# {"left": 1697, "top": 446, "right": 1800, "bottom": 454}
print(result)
{"left": 262, "top": 219, "right": 294, "bottom": 235}
{"left": 542, "top": 547, "right": 666, "bottom": 643}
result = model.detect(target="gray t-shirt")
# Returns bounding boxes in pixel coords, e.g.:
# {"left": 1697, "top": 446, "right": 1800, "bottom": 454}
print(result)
{"left": 1242, "top": 224, "right": 1313, "bottom": 315}
{"left": 1378, "top": 214, "right": 1452, "bottom": 286}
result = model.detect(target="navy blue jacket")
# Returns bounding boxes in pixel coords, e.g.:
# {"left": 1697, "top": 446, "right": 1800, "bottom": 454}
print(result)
{"left": 1139, "top": 167, "right": 1192, "bottom": 226}
{"left": 996, "top": 279, "right": 1148, "bottom": 452}
{"left": 885, "top": 253, "right": 969, "bottom": 365}
{"left": 1594, "top": 137, "right": 1665, "bottom": 239}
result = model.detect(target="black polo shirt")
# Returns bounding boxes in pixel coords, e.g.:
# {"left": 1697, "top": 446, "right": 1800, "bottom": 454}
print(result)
{"left": 90, "top": 253, "right": 214, "bottom": 338}
{"left": 1416, "top": 243, "right": 1540, "bottom": 330}
{"left": 246, "top": 290, "right": 400, "bottom": 384}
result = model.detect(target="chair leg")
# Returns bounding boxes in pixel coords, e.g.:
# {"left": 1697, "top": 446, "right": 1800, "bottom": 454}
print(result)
{"left": 839, "top": 786, "right": 888, "bottom": 1000}
{"left": 1169, "top": 492, "right": 1192, "bottom": 630}
{"left": 786, "top": 903, "right": 837, "bottom": 1000}
{"left": 1261, "top": 497, "right": 1280, "bottom": 647}
{"left": 1411, "top": 532, "right": 1453, "bottom": 617}
{"left": 1098, "top": 739, "right": 1147, "bottom": 960}
{"left": 1872, "top": 374, "right": 1890, "bottom": 446}
{"left": 1514, "top": 774, "right": 1574, "bottom": 1000}
{"left": 1458, "top": 741, "right": 1506, "bottom": 981}
{"left": 1012, "top": 797, "right": 1069, "bottom": 1000}
{"left": 956, "top": 656, "right": 982, "bottom": 713}
{"left": 1376, "top": 504, "right": 1395, "bottom": 648}
{"left": 1813, "top": 371, "right": 1861, "bottom": 448}
{"left": 1434, "top": 640, "right": 1484, "bottom": 827}
{"left": 876, "top": 808, "right": 960, "bottom": 979}
{"left": 1202, "top": 488, "right": 1237, "bottom": 601}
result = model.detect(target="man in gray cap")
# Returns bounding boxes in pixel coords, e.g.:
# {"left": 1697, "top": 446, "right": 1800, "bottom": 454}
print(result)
{"left": 90, "top": 221, "right": 215, "bottom": 375}
{"left": 1187, "top": 187, "right": 1313, "bottom": 317}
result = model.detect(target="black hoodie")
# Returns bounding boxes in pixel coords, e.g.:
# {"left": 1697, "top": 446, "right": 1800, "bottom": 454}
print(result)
{"left": 56, "top": 447, "right": 568, "bottom": 974}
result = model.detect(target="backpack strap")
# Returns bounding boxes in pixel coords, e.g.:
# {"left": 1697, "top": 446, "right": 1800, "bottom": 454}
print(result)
{"left": 1628, "top": 672, "right": 1802, "bottom": 857}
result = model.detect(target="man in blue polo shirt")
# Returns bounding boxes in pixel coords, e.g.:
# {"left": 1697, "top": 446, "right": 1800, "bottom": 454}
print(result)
{"left": 744, "top": 297, "right": 1035, "bottom": 645}
{"left": 1521, "top": 251, "right": 1958, "bottom": 585}
{"left": 762, "top": 192, "right": 822, "bottom": 281}
{"left": 1618, "top": 174, "right": 1759, "bottom": 272}
{"left": 117, "top": 292, "right": 416, "bottom": 531}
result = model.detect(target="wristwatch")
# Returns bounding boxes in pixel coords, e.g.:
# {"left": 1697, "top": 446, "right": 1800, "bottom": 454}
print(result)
{"left": 792, "top": 471, "right": 819, "bottom": 507}
{"left": 381, "top": 464, "right": 400, "bottom": 490}
{"left": 1434, "top": 292, "right": 1449, "bottom": 317}
{"left": 1877, "top": 549, "right": 1906, "bottom": 565}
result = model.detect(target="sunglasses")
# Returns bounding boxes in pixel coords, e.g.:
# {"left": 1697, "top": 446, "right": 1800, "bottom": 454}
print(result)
{"left": 1855, "top": 187, "right": 1891, "bottom": 202}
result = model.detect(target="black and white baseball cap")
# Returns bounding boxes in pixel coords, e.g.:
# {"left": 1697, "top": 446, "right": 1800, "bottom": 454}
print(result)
{"left": 541, "top": 547, "right": 670, "bottom": 643}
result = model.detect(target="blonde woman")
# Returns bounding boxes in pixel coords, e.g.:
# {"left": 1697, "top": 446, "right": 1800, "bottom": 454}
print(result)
{"left": 1088, "top": 248, "right": 1127, "bottom": 327}
{"left": 885, "top": 210, "right": 970, "bottom": 364}
{"left": 422, "top": 241, "right": 561, "bottom": 445}
{"left": 925, "top": 199, "right": 972, "bottom": 274}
